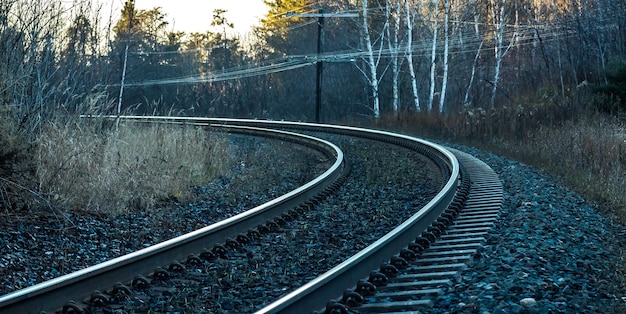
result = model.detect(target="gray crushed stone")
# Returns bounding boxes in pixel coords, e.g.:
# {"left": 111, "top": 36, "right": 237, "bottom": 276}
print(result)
{"left": 425, "top": 144, "right": 626, "bottom": 314}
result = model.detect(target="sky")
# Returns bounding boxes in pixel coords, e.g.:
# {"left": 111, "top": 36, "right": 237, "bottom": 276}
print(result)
{"left": 130, "top": 0, "right": 269, "bottom": 35}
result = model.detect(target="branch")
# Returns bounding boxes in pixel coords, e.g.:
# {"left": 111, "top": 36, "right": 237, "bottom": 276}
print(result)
{"left": 0, "top": 177, "right": 75, "bottom": 225}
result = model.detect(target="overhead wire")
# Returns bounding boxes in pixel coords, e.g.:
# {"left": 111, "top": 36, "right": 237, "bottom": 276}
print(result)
{"left": 130, "top": 41, "right": 238, "bottom": 56}
{"left": 127, "top": 17, "right": 319, "bottom": 56}
{"left": 119, "top": 4, "right": 328, "bottom": 86}
{"left": 119, "top": 28, "right": 577, "bottom": 87}
{"left": 266, "top": 1, "right": 323, "bottom": 19}
{"left": 290, "top": 22, "right": 577, "bottom": 62}
{"left": 123, "top": 59, "right": 314, "bottom": 87}
{"left": 119, "top": 1, "right": 324, "bottom": 57}
{"left": 119, "top": 6, "right": 614, "bottom": 87}
{"left": 121, "top": 28, "right": 572, "bottom": 88}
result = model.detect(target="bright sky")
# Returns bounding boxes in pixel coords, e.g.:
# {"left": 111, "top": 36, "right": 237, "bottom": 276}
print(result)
{"left": 132, "top": 0, "right": 269, "bottom": 35}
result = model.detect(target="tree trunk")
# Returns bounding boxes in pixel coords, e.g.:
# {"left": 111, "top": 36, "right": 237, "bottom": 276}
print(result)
{"left": 464, "top": 40, "right": 483, "bottom": 107}
{"left": 428, "top": 0, "right": 440, "bottom": 112}
{"left": 360, "top": 0, "right": 382, "bottom": 119}
{"left": 405, "top": 0, "right": 420, "bottom": 111}
{"left": 438, "top": 0, "right": 450, "bottom": 113}
{"left": 490, "top": 0, "right": 515, "bottom": 108}
{"left": 387, "top": 0, "right": 401, "bottom": 113}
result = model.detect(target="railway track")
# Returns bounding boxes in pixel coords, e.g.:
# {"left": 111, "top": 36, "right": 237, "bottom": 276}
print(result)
{"left": 275, "top": 148, "right": 503, "bottom": 314}
{"left": 0, "top": 117, "right": 503, "bottom": 313}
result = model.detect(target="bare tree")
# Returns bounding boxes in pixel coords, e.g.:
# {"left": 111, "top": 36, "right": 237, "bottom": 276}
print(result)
{"left": 427, "top": 0, "right": 439, "bottom": 112}
{"left": 438, "top": 0, "right": 450, "bottom": 113}
{"left": 357, "top": 0, "right": 388, "bottom": 118}
{"left": 386, "top": 0, "right": 403, "bottom": 113}
{"left": 405, "top": 0, "right": 420, "bottom": 111}
{"left": 464, "top": 40, "right": 483, "bottom": 107}
{"left": 460, "top": 0, "right": 483, "bottom": 107}
{"left": 489, "top": 0, "right": 516, "bottom": 108}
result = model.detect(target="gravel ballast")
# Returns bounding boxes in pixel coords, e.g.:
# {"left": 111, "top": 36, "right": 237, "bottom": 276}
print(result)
{"left": 0, "top": 135, "right": 329, "bottom": 296}
{"left": 426, "top": 144, "right": 626, "bottom": 313}
{"left": 1, "top": 134, "right": 625, "bottom": 313}
{"left": 97, "top": 136, "right": 441, "bottom": 313}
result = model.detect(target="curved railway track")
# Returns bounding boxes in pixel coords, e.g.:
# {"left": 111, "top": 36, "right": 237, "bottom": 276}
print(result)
{"left": 284, "top": 149, "right": 503, "bottom": 314}
{"left": 0, "top": 117, "right": 503, "bottom": 313}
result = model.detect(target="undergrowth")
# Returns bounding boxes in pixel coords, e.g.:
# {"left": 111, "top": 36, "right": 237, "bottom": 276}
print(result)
{"left": 0, "top": 106, "right": 39, "bottom": 214}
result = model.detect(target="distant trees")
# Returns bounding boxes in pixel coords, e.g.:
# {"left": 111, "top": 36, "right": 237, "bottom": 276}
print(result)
{"left": 106, "top": 2, "right": 254, "bottom": 116}
{"left": 345, "top": 0, "right": 626, "bottom": 116}
{"left": 246, "top": 0, "right": 626, "bottom": 119}
{"left": 110, "top": 2, "right": 191, "bottom": 114}
{"left": 2, "top": 0, "right": 625, "bottom": 126}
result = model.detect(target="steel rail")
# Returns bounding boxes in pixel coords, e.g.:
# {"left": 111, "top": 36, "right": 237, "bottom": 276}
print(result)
{"left": 0, "top": 123, "right": 344, "bottom": 313}
{"left": 98, "top": 115, "right": 456, "bottom": 184}
{"left": 348, "top": 149, "right": 503, "bottom": 312}
{"left": 99, "top": 116, "right": 461, "bottom": 314}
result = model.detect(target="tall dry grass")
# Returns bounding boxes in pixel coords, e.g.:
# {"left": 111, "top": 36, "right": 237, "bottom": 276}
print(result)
{"left": 36, "top": 120, "right": 232, "bottom": 214}
{"left": 525, "top": 117, "right": 626, "bottom": 218}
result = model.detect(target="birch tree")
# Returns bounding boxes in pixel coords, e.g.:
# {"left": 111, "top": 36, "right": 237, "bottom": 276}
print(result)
{"left": 464, "top": 40, "right": 483, "bottom": 107}
{"left": 358, "top": 0, "right": 387, "bottom": 118}
{"left": 489, "top": 0, "right": 516, "bottom": 108}
{"left": 386, "top": 0, "right": 402, "bottom": 113}
{"left": 427, "top": 0, "right": 440, "bottom": 112}
{"left": 461, "top": 0, "right": 487, "bottom": 107}
{"left": 438, "top": 0, "right": 450, "bottom": 113}
{"left": 405, "top": 0, "right": 420, "bottom": 111}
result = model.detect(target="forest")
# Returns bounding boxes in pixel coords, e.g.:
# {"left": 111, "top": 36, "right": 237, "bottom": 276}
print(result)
{"left": 1, "top": 0, "right": 626, "bottom": 217}
{"left": 2, "top": 0, "right": 624, "bottom": 125}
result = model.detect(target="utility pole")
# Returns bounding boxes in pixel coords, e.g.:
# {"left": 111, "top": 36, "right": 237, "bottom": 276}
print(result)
{"left": 287, "top": 10, "right": 357, "bottom": 123}
{"left": 315, "top": 10, "right": 324, "bottom": 124}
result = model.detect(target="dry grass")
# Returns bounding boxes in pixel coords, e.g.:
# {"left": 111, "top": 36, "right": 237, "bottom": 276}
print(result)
{"left": 525, "top": 117, "right": 626, "bottom": 217}
{"left": 36, "top": 120, "right": 232, "bottom": 214}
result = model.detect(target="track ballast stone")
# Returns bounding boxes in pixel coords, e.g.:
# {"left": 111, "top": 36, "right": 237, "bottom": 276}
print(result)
{"left": 427, "top": 145, "right": 626, "bottom": 313}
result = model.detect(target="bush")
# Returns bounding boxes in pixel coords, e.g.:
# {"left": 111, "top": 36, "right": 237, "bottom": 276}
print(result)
{"left": 593, "top": 60, "right": 626, "bottom": 114}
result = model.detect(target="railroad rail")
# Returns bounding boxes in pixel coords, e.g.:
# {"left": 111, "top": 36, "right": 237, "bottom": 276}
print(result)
{"left": 0, "top": 117, "right": 499, "bottom": 313}
{"left": 0, "top": 122, "right": 344, "bottom": 313}
{"left": 269, "top": 148, "right": 503, "bottom": 313}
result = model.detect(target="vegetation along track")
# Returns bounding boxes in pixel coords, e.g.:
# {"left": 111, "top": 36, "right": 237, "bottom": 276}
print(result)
{"left": 0, "top": 117, "right": 503, "bottom": 313}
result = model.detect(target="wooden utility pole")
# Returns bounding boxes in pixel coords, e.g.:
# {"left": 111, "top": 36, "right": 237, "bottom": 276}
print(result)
{"left": 287, "top": 10, "right": 357, "bottom": 123}
{"left": 316, "top": 10, "right": 324, "bottom": 124}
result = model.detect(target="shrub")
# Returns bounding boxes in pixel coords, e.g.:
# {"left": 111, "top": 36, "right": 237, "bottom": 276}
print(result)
{"left": 593, "top": 60, "right": 626, "bottom": 114}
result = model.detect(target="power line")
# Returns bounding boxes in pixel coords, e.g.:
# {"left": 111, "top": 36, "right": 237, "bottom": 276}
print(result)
{"left": 119, "top": 27, "right": 576, "bottom": 88}
{"left": 285, "top": 9, "right": 358, "bottom": 123}
{"left": 116, "top": 12, "right": 608, "bottom": 88}
{"left": 122, "top": 59, "right": 315, "bottom": 87}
